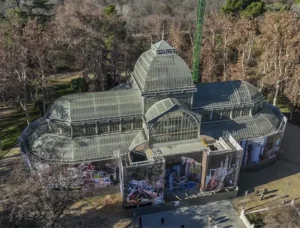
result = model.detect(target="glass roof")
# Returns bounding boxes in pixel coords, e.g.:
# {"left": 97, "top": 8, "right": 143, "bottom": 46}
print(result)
{"left": 151, "top": 40, "right": 175, "bottom": 51}
{"left": 48, "top": 89, "right": 143, "bottom": 123}
{"left": 128, "top": 131, "right": 148, "bottom": 151}
{"left": 193, "top": 80, "right": 264, "bottom": 110}
{"left": 26, "top": 125, "right": 144, "bottom": 163}
{"left": 201, "top": 106, "right": 282, "bottom": 140}
{"left": 145, "top": 98, "right": 190, "bottom": 122}
{"left": 133, "top": 40, "right": 195, "bottom": 92}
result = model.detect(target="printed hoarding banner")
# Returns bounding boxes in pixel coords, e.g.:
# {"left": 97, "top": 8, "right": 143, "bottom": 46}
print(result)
{"left": 243, "top": 137, "right": 266, "bottom": 165}
{"left": 123, "top": 161, "right": 165, "bottom": 207}
{"left": 31, "top": 159, "right": 120, "bottom": 190}
{"left": 165, "top": 156, "right": 201, "bottom": 192}
{"left": 204, "top": 151, "right": 241, "bottom": 191}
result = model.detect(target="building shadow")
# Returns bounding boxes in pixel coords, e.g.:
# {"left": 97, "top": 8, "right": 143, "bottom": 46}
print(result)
{"left": 217, "top": 218, "right": 230, "bottom": 224}
{"left": 237, "top": 123, "right": 300, "bottom": 196}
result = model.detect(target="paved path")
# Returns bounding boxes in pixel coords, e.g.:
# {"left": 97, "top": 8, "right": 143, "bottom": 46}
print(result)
{"left": 233, "top": 123, "right": 300, "bottom": 212}
{"left": 138, "top": 200, "right": 245, "bottom": 228}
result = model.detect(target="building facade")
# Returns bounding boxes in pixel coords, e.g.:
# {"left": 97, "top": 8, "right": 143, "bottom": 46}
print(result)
{"left": 19, "top": 40, "right": 287, "bottom": 207}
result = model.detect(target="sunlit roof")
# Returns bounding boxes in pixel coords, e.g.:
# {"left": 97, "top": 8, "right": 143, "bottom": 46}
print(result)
{"left": 193, "top": 80, "right": 264, "bottom": 110}
{"left": 132, "top": 40, "right": 195, "bottom": 92}
{"left": 201, "top": 106, "right": 282, "bottom": 140}
{"left": 48, "top": 89, "right": 143, "bottom": 122}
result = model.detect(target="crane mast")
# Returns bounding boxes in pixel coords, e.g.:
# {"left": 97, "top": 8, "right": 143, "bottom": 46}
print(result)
{"left": 192, "top": 0, "right": 206, "bottom": 83}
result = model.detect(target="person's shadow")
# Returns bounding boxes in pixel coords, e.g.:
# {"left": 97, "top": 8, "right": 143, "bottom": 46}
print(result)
{"left": 215, "top": 216, "right": 230, "bottom": 224}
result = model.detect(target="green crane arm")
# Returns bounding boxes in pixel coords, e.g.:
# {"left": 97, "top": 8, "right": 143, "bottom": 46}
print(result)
{"left": 192, "top": 0, "right": 206, "bottom": 83}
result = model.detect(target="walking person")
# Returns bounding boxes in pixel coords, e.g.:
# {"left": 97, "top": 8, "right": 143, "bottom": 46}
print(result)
{"left": 161, "top": 217, "right": 165, "bottom": 225}
{"left": 208, "top": 215, "right": 212, "bottom": 225}
{"left": 260, "top": 193, "right": 265, "bottom": 201}
{"left": 211, "top": 217, "right": 215, "bottom": 225}
{"left": 139, "top": 216, "right": 142, "bottom": 228}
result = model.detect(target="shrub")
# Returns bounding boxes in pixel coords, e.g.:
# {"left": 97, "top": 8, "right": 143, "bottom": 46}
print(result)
{"left": 247, "top": 213, "right": 265, "bottom": 227}
{"left": 70, "top": 78, "right": 88, "bottom": 93}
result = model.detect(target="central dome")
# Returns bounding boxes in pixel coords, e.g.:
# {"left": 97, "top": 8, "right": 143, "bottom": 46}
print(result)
{"left": 132, "top": 40, "right": 194, "bottom": 93}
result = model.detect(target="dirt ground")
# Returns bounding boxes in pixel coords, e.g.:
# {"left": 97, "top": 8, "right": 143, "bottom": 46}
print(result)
{"left": 63, "top": 193, "right": 132, "bottom": 228}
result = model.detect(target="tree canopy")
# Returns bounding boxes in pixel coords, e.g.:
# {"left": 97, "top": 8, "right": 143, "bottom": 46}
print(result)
{"left": 221, "top": 0, "right": 265, "bottom": 17}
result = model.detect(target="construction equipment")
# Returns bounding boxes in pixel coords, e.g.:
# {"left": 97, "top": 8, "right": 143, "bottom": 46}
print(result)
{"left": 192, "top": 0, "right": 206, "bottom": 83}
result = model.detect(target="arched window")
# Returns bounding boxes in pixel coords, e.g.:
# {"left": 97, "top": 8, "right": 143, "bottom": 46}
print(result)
{"left": 122, "top": 119, "right": 132, "bottom": 131}
{"left": 222, "top": 110, "right": 231, "bottom": 119}
{"left": 212, "top": 110, "right": 222, "bottom": 121}
{"left": 110, "top": 120, "right": 121, "bottom": 132}
{"left": 133, "top": 118, "right": 143, "bottom": 129}
{"left": 200, "top": 111, "right": 211, "bottom": 122}
{"left": 72, "top": 125, "right": 84, "bottom": 137}
{"left": 241, "top": 108, "right": 251, "bottom": 116}
{"left": 150, "top": 110, "right": 199, "bottom": 144}
{"left": 98, "top": 122, "right": 109, "bottom": 134}
{"left": 85, "top": 123, "right": 97, "bottom": 135}
{"left": 232, "top": 109, "right": 241, "bottom": 119}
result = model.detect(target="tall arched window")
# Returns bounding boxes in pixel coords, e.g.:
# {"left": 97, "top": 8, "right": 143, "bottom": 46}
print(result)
{"left": 150, "top": 110, "right": 199, "bottom": 144}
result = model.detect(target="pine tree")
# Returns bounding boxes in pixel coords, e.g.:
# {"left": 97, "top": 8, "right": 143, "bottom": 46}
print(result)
{"left": 21, "top": 0, "right": 54, "bottom": 22}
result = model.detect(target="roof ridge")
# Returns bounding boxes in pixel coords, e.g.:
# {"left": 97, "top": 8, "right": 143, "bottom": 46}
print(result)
{"left": 242, "top": 81, "right": 252, "bottom": 103}
{"left": 230, "top": 81, "right": 241, "bottom": 104}
{"left": 152, "top": 40, "right": 175, "bottom": 51}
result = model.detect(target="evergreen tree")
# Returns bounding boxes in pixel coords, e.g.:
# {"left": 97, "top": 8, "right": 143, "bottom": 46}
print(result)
{"left": 221, "top": 0, "right": 265, "bottom": 17}
{"left": 21, "top": 0, "right": 54, "bottom": 22}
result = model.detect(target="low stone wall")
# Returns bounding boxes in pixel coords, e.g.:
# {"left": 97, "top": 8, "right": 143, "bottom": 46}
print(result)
{"left": 125, "top": 187, "right": 238, "bottom": 217}
{"left": 240, "top": 210, "right": 254, "bottom": 228}
{"left": 241, "top": 155, "right": 278, "bottom": 172}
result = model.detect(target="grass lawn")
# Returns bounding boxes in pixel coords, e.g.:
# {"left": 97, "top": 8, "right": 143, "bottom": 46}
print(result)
{"left": 264, "top": 92, "right": 291, "bottom": 114}
{"left": 0, "top": 105, "right": 39, "bottom": 156}
{"left": 0, "top": 72, "right": 81, "bottom": 156}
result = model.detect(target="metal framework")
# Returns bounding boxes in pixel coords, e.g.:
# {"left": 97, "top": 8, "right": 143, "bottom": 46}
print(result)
{"left": 48, "top": 117, "right": 143, "bottom": 138}
{"left": 19, "top": 38, "right": 285, "bottom": 171}
{"left": 132, "top": 40, "right": 194, "bottom": 93}
{"left": 150, "top": 110, "right": 199, "bottom": 144}
{"left": 48, "top": 89, "right": 143, "bottom": 122}
{"left": 193, "top": 81, "right": 264, "bottom": 110}
{"left": 23, "top": 127, "right": 145, "bottom": 164}
{"left": 201, "top": 107, "right": 283, "bottom": 140}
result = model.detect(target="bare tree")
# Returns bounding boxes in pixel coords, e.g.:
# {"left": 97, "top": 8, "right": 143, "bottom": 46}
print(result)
{"left": 258, "top": 12, "right": 300, "bottom": 106}
{"left": 54, "top": 0, "right": 127, "bottom": 91}
{"left": 284, "top": 66, "right": 300, "bottom": 120}
{"left": 264, "top": 206, "right": 300, "bottom": 228}
{"left": 229, "top": 18, "right": 258, "bottom": 81}
{"left": 0, "top": 163, "right": 83, "bottom": 228}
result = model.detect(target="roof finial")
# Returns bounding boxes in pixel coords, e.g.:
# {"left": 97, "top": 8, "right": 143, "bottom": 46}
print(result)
{"left": 162, "top": 32, "right": 165, "bottom": 40}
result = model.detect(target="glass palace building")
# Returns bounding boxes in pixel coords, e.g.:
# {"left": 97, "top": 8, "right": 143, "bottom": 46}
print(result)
{"left": 19, "top": 40, "right": 287, "bottom": 207}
